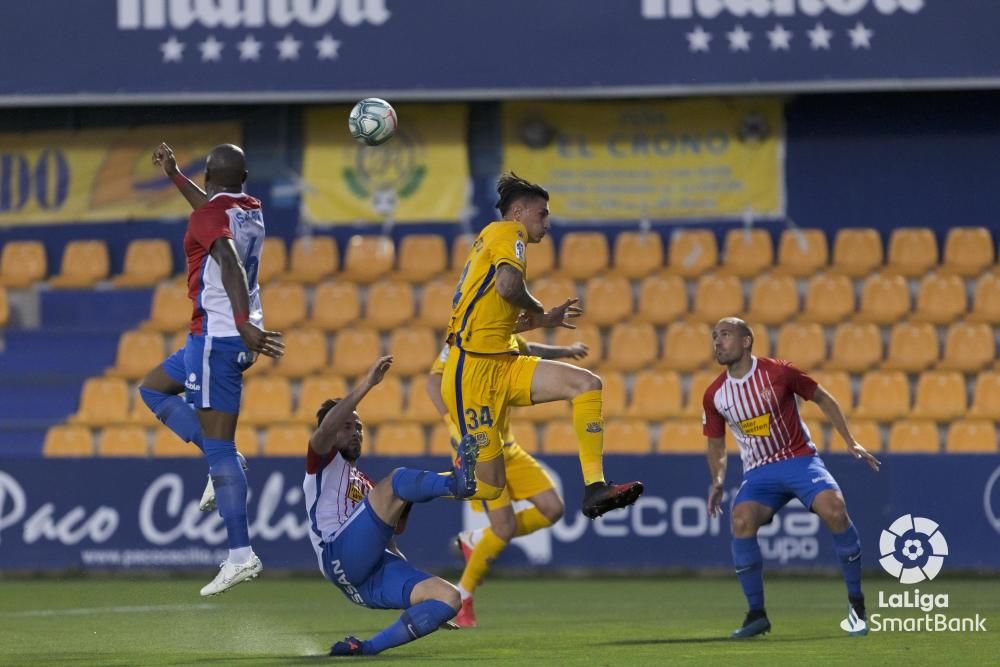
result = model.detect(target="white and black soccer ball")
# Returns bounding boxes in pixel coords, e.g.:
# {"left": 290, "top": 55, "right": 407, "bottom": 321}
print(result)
{"left": 348, "top": 98, "right": 397, "bottom": 146}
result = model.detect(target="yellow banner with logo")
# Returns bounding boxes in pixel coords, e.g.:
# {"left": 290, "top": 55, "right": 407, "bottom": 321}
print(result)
{"left": 502, "top": 99, "right": 784, "bottom": 220}
{"left": 0, "top": 122, "right": 241, "bottom": 226}
{"left": 302, "top": 104, "right": 468, "bottom": 224}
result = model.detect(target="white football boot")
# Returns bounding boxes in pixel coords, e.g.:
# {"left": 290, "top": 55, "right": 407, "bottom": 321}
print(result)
{"left": 199, "top": 554, "right": 263, "bottom": 597}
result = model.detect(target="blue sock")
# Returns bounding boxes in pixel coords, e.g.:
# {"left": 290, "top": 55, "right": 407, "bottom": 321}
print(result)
{"left": 203, "top": 438, "right": 249, "bottom": 549}
{"left": 391, "top": 468, "right": 454, "bottom": 503}
{"left": 362, "top": 600, "right": 457, "bottom": 656}
{"left": 732, "top": 537, "right": 765, "bottom": 611}
{"left": 832, "top": 522, "right": 863, "bottom": 599}
{"left": 139, "top": 387, "right": 203, "bottom": 451}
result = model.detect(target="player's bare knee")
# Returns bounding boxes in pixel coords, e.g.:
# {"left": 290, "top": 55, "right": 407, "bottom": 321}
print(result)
{"left": 438, "top": 580, "right": 461, "bottom": 611}
{"left": 535, "top": 493, "right": 564, "bottom": 523}
{"left": 492, "top": 514, "right": 516, "bottom": 542}
{"left": 572, "top": 369, "right": 602, "bottom": 395}
{"left": 730, "top": 511, "right": 758, "bottom": 538}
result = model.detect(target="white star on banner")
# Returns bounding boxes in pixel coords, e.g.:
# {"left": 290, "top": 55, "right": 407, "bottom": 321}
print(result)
{"left": 727, "top": 25, "right": 752, "bottom": 52}
{"left": 237, "top": 34, "right": 262, "bottom": 61}
{"left": 808, "top": 23, "right": 832, "bottom": 50}
{"left": 159, "top": 35, "right": 185, "bottom": 63}
{"left": 767, "top": 24, "right": 792, "bottom": 51}
{"left": 315, "top": 34, "right": 341, "bottom": 60}
{"left": 276, "top": 34, "right": 301, "bottom": 61}
{"left": 849, "top": 22, "right": 873, "bottom": 49}
{"left": 199, "top": 35, "right": 223, "bottom": 62}
{"left": 686, "top": 25, "right": 712, "bottom": 53}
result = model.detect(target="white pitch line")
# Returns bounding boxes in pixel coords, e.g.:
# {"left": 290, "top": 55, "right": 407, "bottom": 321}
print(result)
{"left": 1, "top": 603, "right": 217, "bottom": 617}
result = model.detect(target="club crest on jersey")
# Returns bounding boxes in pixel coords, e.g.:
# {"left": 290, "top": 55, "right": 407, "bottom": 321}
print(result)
{"left": 347, "top": 483, "right": 364, "bottom": 503}
{"left": 758, "top": 387, "right": 774, "bottom": 403}
{"left": 586, "top": 421, "right": 603, "bottom": 433}
{"left": 739, "top": 413, "right": 772, "bottom": 437}
{"left": 515, "top": 239, "right": 526, "bottom": 261}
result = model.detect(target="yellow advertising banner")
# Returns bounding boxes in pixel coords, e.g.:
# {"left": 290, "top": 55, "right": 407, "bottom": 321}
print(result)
{"left": 302, "top": 104, "right": 468, "bottom": 224}
{"left": 0, "top": 122, "right": 241, "bottom": 226}
{"left": 503, "top": 99, "right": 784, "bottom": 220}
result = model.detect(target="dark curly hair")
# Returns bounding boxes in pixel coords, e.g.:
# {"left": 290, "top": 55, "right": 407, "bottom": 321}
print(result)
{"left": 495, "top": 171, "right": 548, "bottom": 217}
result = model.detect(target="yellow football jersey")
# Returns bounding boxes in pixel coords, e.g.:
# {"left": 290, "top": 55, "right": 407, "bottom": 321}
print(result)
{"left": 430, "top": 334, "right": 529, "bottom": 376}
{"left": 445, "top": 221, "right": 528, "bottom": 354}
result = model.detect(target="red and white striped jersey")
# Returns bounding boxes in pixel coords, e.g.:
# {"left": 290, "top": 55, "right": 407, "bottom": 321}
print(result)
{"left": 702, "top": 356, "right": 819, "bottom": 473}
{"left": 185, "top": 192, "right": 264, "bottom": 337}
{"left": 303, "top": 445, "right": 375, "bottom": 571}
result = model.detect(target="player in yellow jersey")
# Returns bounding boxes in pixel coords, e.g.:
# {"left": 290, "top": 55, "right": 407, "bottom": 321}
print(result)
{"left": 427, "top": 334, "right": 587, "bottom": 627}
{"left": 440, "top": 172, "right": 643, "bottom": 520}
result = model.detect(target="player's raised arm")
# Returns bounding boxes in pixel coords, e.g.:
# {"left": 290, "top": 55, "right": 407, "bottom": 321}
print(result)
{"left": 209, "top": 238, "right": 284, "bottom": 359}
{"left": 810, "top": 386, "right": 881, "bottom": 471}
{"left": 310, "top": 356, "right": 393, "bottom": 454}
{"left": 153, "top": 142, "right": 209, "bottom": 210}
{"left": 525, "top": 340, "right": 589, "bottom": 360}
{"left": 496, "top": 263, "right": 544, "bottom": 313}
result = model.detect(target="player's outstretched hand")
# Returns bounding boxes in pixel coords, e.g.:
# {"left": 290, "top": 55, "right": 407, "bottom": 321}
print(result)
{"left": 540, "top": 298, "right": 583, "bottom": 330}
{"left": 848, "top": 442, "right": 881, "bottom": 472}
{"left": 707, "top": 483, "right": 725, "bottom": 517}
{"left": 562, "top": 342, "right": 589, "bottom": 360}
{"left": 152, "top": 142, "right": 179, "bottom": 176}
{"left": 364, "top": 355, "right": 393, "bottom": 388}
{"left": 237, "top": 322, "right": 285, "bottom": 359}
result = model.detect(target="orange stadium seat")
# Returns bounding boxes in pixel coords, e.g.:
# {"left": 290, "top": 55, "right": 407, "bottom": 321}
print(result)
{"left": 43, "top": 425, "right": 95, "bottom": 457}
{"left": 603, "top": 419, "right": 652, "bottom": 454}
{"left": 259, "top": 282, "right": 307, "bottom": 331}
{"left": 49, "top": 240, "right": 110, "bottom": 288}
{"left": 342, "top": 235, "right": 395, "bottom": 284}
{"left": 447, "top": 234, "right": 474, "bottom": 281}
{"left": 911, "top": 371, "right": 967, "bottom": 422}
{"left": 684, "top": 370, "right": 722, "bottom": 417}
{"left": 294, "top": 375, "right": 348, "bottom": 425}
{"left": 746, "top": 273, "right": 798, "bottom": 325}
{"left": 888, "top": 420, "right": 940, "bottom": 454}
{"left": 553, "top": 324, "right": 603, "bottom": 369}
{"left": 128, "top": 385, "right": 159, "bottom": 426}
{"left": 357, "top": 376, "right": 403, "bottom": 426}
{"left": 969, "top": 372, "right": 1000, "bottom": 420}
{"left": 582, "top": 275, "right": 633, "bottom": 326}
{"left": 799, "top": 273, "right": 855, "bottom": 324}
{"left": 666, "top": 229, "right": 718, "bottom": 278}
{"left": 429, "top": 422, "right": 457, "bottom": 456}
{"left": 372, "top": 422, "right": 427, "bottom": 456}
{"left": 71, "top": 377, "right": 129, "bottom": 426}
{"left": 940, "top": 226, "right": 994, "bottom": 277}
{"left": 831, "top": 228, "right": 882, "bottom": 277}
{"left": 507, "top": 422, "right": 539, "bottom": 453}
{"left": 331, "top": 328, "right": 382, "bottom": 377}
{"left": 99, "top": 425, "right": 148, "bottom": 457}
{"left": 804, "top": 419, "right": 826, "bottom": 452}
{"left": 967, "top": 273, "right": 1000, "bottom": 324}
{"left": 152, "top": 424, "right": 202, "bottom": 457}
{"left": 388, "top": 327, "right": 438, "bottom": 378}
{"left": 539, "top": 420, "right": 578, "bottom": 454}
{"left": 657, "top": 419, "right": 706, "bottom": 454}
{"left": 799, "top": 371, "right": 852, "bottom": 422}
{"left": 854, "top": 371, "right": 910, "bottom": 422}
{"left": 748, "top": 323, "right": 772, "bottom": 358}
{"left": 240, "top": 376, "right": 293, "bottom": 426}
{"left": 364, "top": 279, "right": 415, "bottom": 331}
{"left": 839, "top": 419, "right": 882, "bottom": 453}
{"left": 885, "top": 228, "right": 938, "bottom": 277}
{"left": 403, "top": 379, "right": 443, "bottom": 425}
{"left": 529, "top": 276, "right": 579, "bottom": 312}
{"left": 235, "top": 424, "right": 262, "bottom": 457}
{"left": 273, "top": 328, "right": 328, "bottom": 378}
{"left": 661, "top": 322, "right": 712, "bottom": 372}
{"left": 242, "top": 352, "right": 275, "bottom": 378}
{"left": 113, "top": 239, "right": 173, "bottom": 287}
{"left": 775, "top": 322, "right": 826, "bottom": 371}
{"left": 937, "top": 322, "right": 995, "bottom": 372}
{"left": 854, "top": 272, "right": 910, "bottom": 324}
{"left": 310, "top": 281, "right": 361, "bottom": 331}
{"left": 558, "top": 232, "right": 609, "bottom": 280}
{"left": 824, "top": 323, "right": 882, "bottom": 373}
{"left": 882, "top": 322, "right": 939, "bottom": 372}
{"left": 611, "top": 231, "right": 663, "bottom": 279}
{"left": 283, "top": 236, "right": 337, "bottom": 284}
{"left": 775, "top": 229, "right": 828, "bottom": 277}
{"left": 0, "top": 287, "right": 7, "bottom": 328}
{"left": 635, "top": 273, "right": 687, "bottom": 325}
{"left": 600, "top": 370, "right": 627, "bottom": 418}
{"left": 0, "top": 240, "right": 47, "bottom": 288}
{"left": 261, "top": 424, "right": 310, "bottom": 456}
{"left": 416, "top": 278, "right": 457, "bottom": 329}
{"left": 628, "top": 370, "right": 683, "bottom": 420}
{"left": 257, "top": 237, "right": 288, "bottom": 285}
{"left": 528, "top": 234, "right": 556, "bottom": 280}
{"left": 107, "top": 330, "right": 166, "bottom": 380}
{"left": 604, "top": 322, "right": 657, "bottom": 372}
{"left": 910, "top": 273, "right": 967, "bottom": 325}
{"left": 144, "top": 283, "right": 191, "bottom": 332}
{"left": 689, "top": 273, "right": 744, "bottom": 324}
{"left": 946, "top": 420, "right": 998, "bottom": 453}
{"left": 396, "top": 234, "right": 447, "bottom": 283}
{"left": 720, "top": 228, "right": 773, "bottom": 278}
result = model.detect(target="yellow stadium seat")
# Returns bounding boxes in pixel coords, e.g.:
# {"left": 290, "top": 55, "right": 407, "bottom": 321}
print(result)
{"left": 831, "top": 228, "right": 883, "bottom": 278}
{"left": 540, "top": 420, "right": 578, "bottom": 454}
{"left": 969, "top": 372, "right": 1000, "bottom": 420}
{"left": 582, "top": 275, "right": 633, "bottom": 327}
{"left": 775, "top": 229, "right": 828, "bottom": 277}
{"left": 946, "top": 420, "right": 998, "bottom": 453}
{"left": 396, "top": 234, "right": 447, "bottom": 283}
{"left": 257, "top": 237, "right": 287, "bottom": 285}
{"left": 689, "top": 273, "right": 744, "bottom": 324}
{"left": 358, "top": 376, "right": 403, "bottom": 426}
{"left": 70, "top": 377, "right": 130, "bottom": 426}
{"left": 529, "top": 276, "right": 579, "bottom": 312}
{"left": 720, "top": 228, "right": 774, "bottom": 278}
{"left": 113, "top": 239, "right": 173, "bottom": 287}
{"left": 824, "top": 323, "right": 882, "bottom": 373}
{"left": 310, "top": 281, "right": 361, "bottom": 331}
{"left": 449, "top": 234, "right": 474, "bottom": 279}
{"left": 666, "top": 229, "right": 718, "bottom": 278}
{"left": 261, "top": 424, "right": 310, "bottom": 456}
{"left": 342, "top": 235, "right": 395, "bottom": 284}
{"left": 603, "top": 419, "right": 652, "bottom": 454}
{"left": 99, "top": 425, "right": 148, "bottom": 457}
{"left": 853, "top": 272, "right": 910, "bottom": 324}
{"left": 803, "top": 419, "right": 825, "bottom": 452}
{"left": 415, "top": 278, "right": 455, "bottom": 329}
{"left": 882, "top": 323, "right": 939, "bottom": 372}
{"left": 940, "top": 227, "right": 994, "bottom": 277}
{"left": 331, "top": 328, "right": 382, "bottom": 377}
{"left": 635, "top": 273, "right": 687, "bottom": 325}
{"left": 273, "top": 328, "right": 328, "bottom": 378}
{"left": 558, "top": 232, "right": 609, "bottom": 280}
{"left": 294, "top": 375, "right": 348, "bottom": 425}
{"left": 260, "top": 282, "right": 307, "bottom": 331}
{"left": 242, "top": 353, "right": 275, "bottom": 378}
{"left": 429, "top": 422, "right": 457, "bottom": 456}
{"left": 511, "top": 398, "right": 570, "bottom": 423}
{"left": 611, "top": 231, "right": 663, "bottom": 279}
{"left": 748, "top": 323, "right": 771, "bottom": 358}
{"left": 552, "top": 324, "right": 603, "bottom": 369}
{"left": 888, "top": 420, "right": 940, "bottom": 453}
{"left": 283, "top": 236, "right": 337, "bottom": 284}
{"left": 529, "top": 234, "right": 556, "bottom": 280}
{"left": 684, "top": 370, "right": 721, "bottom": 417}
{"left": 886, "top": 228, "right": 938, "bottom": 278}
{"left": 604, "top": 322, "right": 657, "bottom": 372}
{"left": 911, "top": 371, "right": 967, "bottom": 422}
{"left": 0, "top": 287, "right": 7, "bottom": 328}
{"left": 168, "top": 330, "right": 188, "bottom": 355}
{"left": 937, "top": 322, "right": 995, "bottom": 372}
{"left": 658, "top": 419, "right": 707, "bottom": 453}
{"left": 403, "top": 379, "right": 443, "bottom": 425}
{"left": 834, "top": 419, "right": 881, "bottom": 453}
{"left": 967, "top": 273, "right": 1000, "bottom": 324}
{"left": 910, "top": 273, "right": 967, "bottom": 325}
{"left": 234, "top": 424, "right": 261, "bottom": 457}
{"left": 44, "top": 425, "right": 95, "bottom": 457}
{"left": 151, "top": 423, "right": 207, "bottom": 457}
{"left": 388, "top": 327, "right": 438, "bottom": 378}
{"left": 775, "top": 322, "right": 826, "bottom": 371}
{"left": 799, "top": 371, "right": 852, "bottom": 422}
{"left": 599, "top": 370, "right": 627, "bottom": 418}
{"left": 508, "top": 422, "right": 539, "bottom": 453}
{"left": 48, "top": 240, "right": 110, "bottom": 288}
{"left": 854, "top": 371, "right": 910, "bottom": 421}
{"left": 628, "top": 370, "right": 683, "bottom": 420}
{"left": 107, "top": 330, "right": 166, "bottom": 380}
{"left": 746, "top": 273, "right": 798, "bottom": 326}
{"left": 240, "top": 376, "right": 292, "bottom": 426}
{"left": 372, "top": 422, "right": 427, "bottom": 456}
{"left": 0, "top": 240, "right": 47, "bottom": 288}
{"left": 661, "top": 322, "right": 712, "bottom": 372}
{"left": 364, "top": 279, "right": 415, "bottom": 331}
{"left": 799, "top": 273, "right": 855, "bottom": 324}
{"left": 144, "top": 283, "right": 191, "bottom": 332}
{"left": 128, "top": 385, "right": 160, "bottom": 426}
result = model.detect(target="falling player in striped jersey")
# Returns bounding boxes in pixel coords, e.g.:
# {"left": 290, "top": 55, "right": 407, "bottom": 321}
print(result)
{"left": 306, "top": 355, "right": 478, "bottom": 657}
{"left": 702, "top": 318, "right": 880, "bottom": 638}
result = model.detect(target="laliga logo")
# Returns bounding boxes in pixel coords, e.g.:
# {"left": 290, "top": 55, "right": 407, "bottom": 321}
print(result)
{"left": 878, "top": 514, "right": 948, "bottom": 584}
{"left": 985, "top": 465, "right": 1000, "bottom": 535}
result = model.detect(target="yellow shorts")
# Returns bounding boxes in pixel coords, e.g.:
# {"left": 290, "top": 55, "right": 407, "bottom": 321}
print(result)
{"left": 440, "top": 348, "right": 539, "bottom": 463}
{"left": 471, "top": 441, "right": 556, "bottom": 513}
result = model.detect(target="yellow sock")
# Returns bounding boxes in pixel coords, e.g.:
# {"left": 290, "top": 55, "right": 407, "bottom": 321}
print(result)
{"left": 514, "top": 507, "right": 553, "bottom": 537}
{"left": 459, "top": 528, "right": 507, "bottom": 593}
{"left": 572, "top": 389, "right": 606, "bottom": 485}
{"left": 467, "top": 479, "right": 504, "bottom": 501}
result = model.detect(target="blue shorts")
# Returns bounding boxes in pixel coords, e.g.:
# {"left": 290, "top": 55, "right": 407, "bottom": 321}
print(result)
{"left": 734, "top": 455, "right": 841, "bottom": 513}
{"left": 321, "top": 500, "right": 431, "bottom": 610}
{"left": 166, "top": 334, "right": 254, "bottom": 414}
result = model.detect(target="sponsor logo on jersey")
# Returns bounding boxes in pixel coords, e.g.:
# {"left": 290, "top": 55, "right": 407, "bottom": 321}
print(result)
{"left": 738, "top": 413, "right": 771, "bottom": 437}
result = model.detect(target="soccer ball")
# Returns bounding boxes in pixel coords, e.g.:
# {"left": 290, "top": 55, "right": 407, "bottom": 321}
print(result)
{"left": 348, "top": 98, "right": 397, "bottom": 146}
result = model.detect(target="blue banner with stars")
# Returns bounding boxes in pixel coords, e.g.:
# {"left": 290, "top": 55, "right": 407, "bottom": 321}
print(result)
{"left": 0, "top": 1, "right": 995, "bottom": 104}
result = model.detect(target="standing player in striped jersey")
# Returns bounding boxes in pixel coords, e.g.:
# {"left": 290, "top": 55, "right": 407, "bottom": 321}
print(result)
{"left": 139, "top": 142, "right": 284, "bottom": 596}
{"left": 306, "top": 355, "right": 478, "bottom": 657}
{"left": 703, "top": 318, "right": 880, "bottom": 638}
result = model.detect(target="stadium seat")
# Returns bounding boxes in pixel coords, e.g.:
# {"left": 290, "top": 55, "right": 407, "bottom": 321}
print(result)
{"left": 605, "top": 322, "right": 657, "bottom": 372}
{"left": 635, "top": 273, "right": 687, "bottom": 325}
{"left": 885, "top": 228, "right": 938, "bottom": 277}
{"left": 259, "top": 282, "right": 308, "bottom": 331}
{"left": 358, "top": 376, "right": 403, "bottom": 425}
{"left": 775, "top": 322, "right": 826, "bottom": 371}
{"left": 372, "top": 422, "right": 427, "bottom": 456}
{"left": 600, "top": 370, "right": 628, "bottom": 418}
{"left": 396, "top": 234, "right": 447, "bottom": 283}
{"left": 603, "top": 419, "right": 652, "bottom": 454}
{"left": 838, "top": 419, "right": 882, "bottom": 453}
{"left": 152, "top": 424, "right": 200, "bottom": 457}
{"left": 910, "top": 273, "right": 967, "bottom": 325}
{"left": 746, "top": 273, "right": 798, "bottom": 325}
{"left": 967, "top": 273, "right": 1000, "bottom": 324}
{"left": 342, "top": 235, "right": 395, "bottom": 284}
{"left": 937, "top": 322, "right": 995, "bottom": 372}
{"left": 403, "top": 379, "right": 443, "bottom": 425}
{"left": 689, "top": 273, "right": 744, "bottom": 324}
{"left": 43, "top": 425, "right": 95, "bottom": 457}
{"left": 775, "top": 229, "right": 828, "bottom": 277}
{"left": 720, "top": 228, "right": 773, "bottom": 278}
{"left": 49, "top": 240, "right": 110, "bottom": 288}
{"left": 331, "top": 328, "right": 382, "bottom": 377}
{"left": 283, "top": 236, "right": 337, "bottom": 284}
{"left": 804, "top": 419, "right": 825, "bottom": 452}
{"left": 946, "top": 420, "right": 998, "bottom": 453}
{"left": 529, "top": 276, "right": 579, "bottom": 313}
{"left": 940, "top": 226, "right": 994, "bottom": 277}
{"left": 385, "top": 328, "right": 436, "bottom": 379}
{"left": 684, "top": 370, "right": 722, "bottom": 418}
{"left": 113, "top": 239, "right": 173, "bottom": 287}
{"left": 507, "top": 422, "right": 539, "bottom": 453}
{"left": 511, "top": 398, "right": 570, "bottom": 423}
{"left": 968, "top": 372, "right": 1000, "bottom": 420}
{"left": 853, "top": 272, "right": 910, "bottom": 324}
{"left": 449, "top": 234, "right": 475, "bottom": 280}
{"left": 0, "top": 240, "right": 47, "bottom": 288}
{"left": 911, "top": 371, "right": 967, "bottom": 422}
{"left": 107, "top": 330, "right": 166, "bottom": 380}
{"left": 582, "top": 275, "right": 633, "bottom": 326}
{"left": 0, "top": 287, "right": 7, "bottom": 328}
{"left": 657, "top": 419, "right": 706, "bottom": 454}
{"left": 144, "top": 283, "right": 191, "bottom": 332}
{"left": 257, "top": 237, "right": 288, "bottom": 285}
{"left": 364, "top": 279, "right": 415, "bottom": 331}
{"left": 628, "top": 370, "right": 683, "bottom": 420}
{"left": 831, "top": 228, "right": 883, "bottom": 277}
{"left": 611, "top": 231, "right": 663, "bottom": 279}
{"left": 888, "top": 420, "right": 941, "bottom": 454}
{"left": 799, "top": 371, "right": 852, "bottom": 422}
{"left": 748, "top": 323, "right": 771, "bottom": 358}
{"left": 294, "top": 375, "right": 348, "bottom": 425}
{"left": 416, "top": 278, "right": 456, "bottom": 329}
{"left": 666, "top": 229, "right": 718, "bottom": 278}
{"left": 240, "top": 376, "right": 293, "bottom": 426}
{"left": 273, "top": 328, "right": 328, "bottom": 378}
{"left": 99, "top": 425, "right": 149, "bottom": 457}
{"left": 429, "top": 422, "right": 457, "bottom": 456}
{"left": 660, "top": 322, "right": 712, "bottom": 371}
{"left": 261, "top": 424, "right": 311, "bottom": 456}
{"left": 310, "top": 281, "right": 361, "bottom": 331}
{"left": 799, "top": 273, "right": 855, "bottom": 324}
{"left": 553, "top": 324, "right": 603, "bottom": 369}
{"left": 242, "top": 352, "right": 274, "bottom": 378}
{"left": 824, "top": 323, "right": 882, "bottom": 372}
{"left": 854, "top": 371, "right": 910, "bottom": 421}
{"left": 558, "top": 232, "right": 609, "bottom": 280}
{"left": 128, "top": 385, "right": 160, "bottom": 426}
{"left": 529, "top": 234, "right": 556, "bottom": 280}
{"left": 71, "top": 377, "right": 130, "bottom": 426}
{"left": 882, "top": 322, "right": 939, "bottom": 372}
{"left": 540, "top": 420, "right": 578, "bottom": 454}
